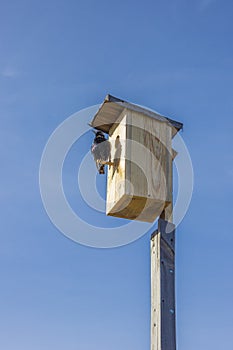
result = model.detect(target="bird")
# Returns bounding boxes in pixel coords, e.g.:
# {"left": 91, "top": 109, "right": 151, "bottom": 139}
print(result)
{"left": 91, "top": 130, "right": 111, "bottom": 174}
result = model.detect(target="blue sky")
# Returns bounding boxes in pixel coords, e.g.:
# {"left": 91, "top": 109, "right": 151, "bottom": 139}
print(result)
{"left": 1, "top": 0, "right": 233, "bottom": 349}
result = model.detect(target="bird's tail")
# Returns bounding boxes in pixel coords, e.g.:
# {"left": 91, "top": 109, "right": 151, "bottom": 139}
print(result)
{"left": 99, "top": 165, "right": 105, "bottom": 174}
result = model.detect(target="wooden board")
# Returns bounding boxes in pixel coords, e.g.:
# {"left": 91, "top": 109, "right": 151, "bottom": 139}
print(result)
{"left": 151, "top": 219, "right": 176, "bottom": 350}
{"left": 106, "top": 110, "right": 127, "bottom": 215}
{"left": 90, "top": 94, "right": 183, "bottom": 137}
{"left": 106, "top": 109, "right": 173, "bottom": 222}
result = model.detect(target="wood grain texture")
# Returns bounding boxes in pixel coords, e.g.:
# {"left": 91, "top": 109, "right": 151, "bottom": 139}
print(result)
{"left": 90, "top": 94, "right": 183, "bottom": 137}
{"left": 106, "top": 111, "right": 127, "bottom": 215}
{"left": 106, "top": 109, "right": 173, "bottom": 222}
{"left": 151, "top": 219, "right": 176, "bottom": 350}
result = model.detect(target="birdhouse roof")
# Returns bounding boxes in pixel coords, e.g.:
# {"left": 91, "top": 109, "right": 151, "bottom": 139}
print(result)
{"left": 90, "top": 94, "right": 183, "bottom": 138}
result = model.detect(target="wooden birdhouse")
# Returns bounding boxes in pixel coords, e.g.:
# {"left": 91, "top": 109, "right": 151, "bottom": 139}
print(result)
{"left": 90, "top": 95, "right": 182, "bottom": 223}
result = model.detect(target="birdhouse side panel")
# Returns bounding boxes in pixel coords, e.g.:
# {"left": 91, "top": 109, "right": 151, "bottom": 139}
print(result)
{"left": 107, "top": 195, "right": 165, "bottom": 222}
{"left": 106, "top": 109, "right": 173, "bottom": 222}
{"left": 126, "top": 110, "right": 172, "bottom": 203}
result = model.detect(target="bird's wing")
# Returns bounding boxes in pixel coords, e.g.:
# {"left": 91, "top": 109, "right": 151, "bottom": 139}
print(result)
{"left": 91, "top": 143, "right": 100, "bottom": 161}
{"left": 99, "top": 140, "right": 111, "bottom": 161}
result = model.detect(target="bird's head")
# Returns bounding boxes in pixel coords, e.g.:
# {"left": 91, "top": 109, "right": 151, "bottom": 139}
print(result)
{"left": 96, "top": 131, "right": 105, "bottom": 137}
{"left": 92, "top": 130, "right": 106, "bottom": 140}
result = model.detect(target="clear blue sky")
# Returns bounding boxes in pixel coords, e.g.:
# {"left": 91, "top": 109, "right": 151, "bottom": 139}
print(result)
{"left": 1, "top": 0, "right": 233, "bottom": 349}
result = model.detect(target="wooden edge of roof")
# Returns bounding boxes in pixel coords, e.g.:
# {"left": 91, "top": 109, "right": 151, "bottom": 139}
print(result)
{"left": 90, "top": 94, "right": 183, "bottom": 134}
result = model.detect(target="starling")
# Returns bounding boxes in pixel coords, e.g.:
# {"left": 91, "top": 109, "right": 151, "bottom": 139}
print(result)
{"left": 91, "top": 130, "right": 111, "bottom": 174}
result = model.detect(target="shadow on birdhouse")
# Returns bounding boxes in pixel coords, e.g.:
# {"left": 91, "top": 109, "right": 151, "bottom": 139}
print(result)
{"left": 90, "top": 94, "right": 183, "bottom": 223}
{"left": 111, "top": 135, "right": 122, "bottom": 178}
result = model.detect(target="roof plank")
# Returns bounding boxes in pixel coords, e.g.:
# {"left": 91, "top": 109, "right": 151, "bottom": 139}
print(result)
{"left": 90, "top": 94, "right": 183, "bottom": 137}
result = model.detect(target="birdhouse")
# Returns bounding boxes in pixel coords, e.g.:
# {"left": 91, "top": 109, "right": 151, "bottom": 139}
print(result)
{"left": 90, "top": 95, "right": 182, "bottom": 223}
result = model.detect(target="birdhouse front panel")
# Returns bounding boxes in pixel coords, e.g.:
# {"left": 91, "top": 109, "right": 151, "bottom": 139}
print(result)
{"left": 106, "top": 111, "right": 127, "bottom": 214}
{"left": 106, "top": 109, "right": 173, "bottom": 223}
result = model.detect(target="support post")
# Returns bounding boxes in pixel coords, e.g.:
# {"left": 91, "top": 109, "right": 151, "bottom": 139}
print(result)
{"left": 151, "top": 218, "right": 176, "bottom": 350}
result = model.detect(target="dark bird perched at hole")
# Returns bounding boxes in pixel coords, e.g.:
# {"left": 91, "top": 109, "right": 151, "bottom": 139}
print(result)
{"left": 91, "top": 130, "right": 111, "bottom": 174}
